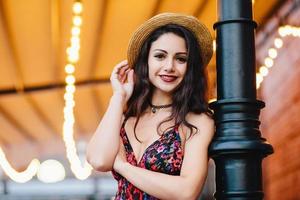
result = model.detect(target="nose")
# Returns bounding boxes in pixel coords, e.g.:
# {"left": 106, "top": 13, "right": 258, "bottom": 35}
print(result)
{"left": 163, "top": 57, "right": 175, "bottom": 72}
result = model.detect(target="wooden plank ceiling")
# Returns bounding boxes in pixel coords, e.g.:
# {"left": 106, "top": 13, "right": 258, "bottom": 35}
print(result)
{"left": 0, "top": 0, "right": 281, "bottom": 169}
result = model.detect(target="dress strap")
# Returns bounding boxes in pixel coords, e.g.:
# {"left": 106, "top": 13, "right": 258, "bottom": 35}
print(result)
{"left": 119, "top": 117, "right": 129, "bottom": 139}
{"left": 121, "top": 116, "right": 129, "bottom": 128}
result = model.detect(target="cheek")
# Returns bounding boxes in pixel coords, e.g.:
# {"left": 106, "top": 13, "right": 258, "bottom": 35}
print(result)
{"left": 178, "top": 64, "right": 188, "bottom": 76}
{"left": 148, "top": 57, "right": 160, "bottom": 66}
{"left": 147, "top": 62, "right": 156, "bottom": 79}
{"left": 148, "top": 60, "right": 160, "bottom": 74}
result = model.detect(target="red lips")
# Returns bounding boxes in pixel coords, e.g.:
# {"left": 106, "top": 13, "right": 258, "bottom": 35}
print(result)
{"left": 159, "top": 75, "right": 177, "bottom": 82}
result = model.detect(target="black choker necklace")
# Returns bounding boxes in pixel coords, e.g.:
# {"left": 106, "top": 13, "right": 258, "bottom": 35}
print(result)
{"left": 149, "top": 102, "right": 172, "bottom": 113}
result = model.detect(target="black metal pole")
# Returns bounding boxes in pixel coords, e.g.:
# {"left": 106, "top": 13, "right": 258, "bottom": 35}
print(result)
{"left": 209, "top": 0, "right": 274, "bottom": 199}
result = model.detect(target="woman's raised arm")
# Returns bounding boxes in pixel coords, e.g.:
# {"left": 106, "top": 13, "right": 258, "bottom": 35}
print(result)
{"left": 86, "top": 60, "right": 134, "bottom": 172}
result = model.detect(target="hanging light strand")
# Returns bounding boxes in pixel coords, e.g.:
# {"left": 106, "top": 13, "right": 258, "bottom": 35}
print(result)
{"left": 62, "top": 0, "right": 92, "bottom": 180}
{"left": 256, "top": 25, "right": 300, "bottom": 89}
{"left": 0, "top": 147, "right": 40, "bottom": 183}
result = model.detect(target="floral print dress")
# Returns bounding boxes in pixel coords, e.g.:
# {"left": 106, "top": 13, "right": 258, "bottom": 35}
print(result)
{"left": 112, "top": 122, "right": 184, "bottom": 200}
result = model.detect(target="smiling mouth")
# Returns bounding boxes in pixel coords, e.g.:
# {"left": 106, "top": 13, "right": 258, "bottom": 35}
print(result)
{"left": 159, "top": 75, "right": 178, "bottom": 82}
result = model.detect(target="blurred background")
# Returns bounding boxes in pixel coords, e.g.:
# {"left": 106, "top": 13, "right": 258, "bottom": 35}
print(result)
{"left": 0, "top": 0, "right": 299, "bottom": 199}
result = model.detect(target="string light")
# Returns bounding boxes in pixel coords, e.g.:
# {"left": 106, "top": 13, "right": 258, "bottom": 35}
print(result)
{"left": 73, "top": 16, "right": 82, "bottom": 26}
{"left": 257, "top": 25, "right": 300, "bottom": 89}
{"left": 0, "top": 1, "right": 86, "bottom": 185}
{"left": 62, "top": 0, "right": 92, "bottom": 180}
{"left": 73, "top": 1, "right": 83, "bottom": 14}
{"left": 71, "top": 27, "right": 81, "bottom": 36}
{"left": 65, "top": 64, "right": 75, "bottom": 74}
{"left": 268, "top": 48, "right": 277, "bottom": 59}
{"left": 0, "top": 147, "right": 40, "bottom": 183}
{"left": 259, "top": 66, "right": 269, "bottom": 77}
{"left": 264, "top": 57, "right": 274, "bottom": 68}
{"left": 274, "top": 38, "right": 283, "bottom": 48}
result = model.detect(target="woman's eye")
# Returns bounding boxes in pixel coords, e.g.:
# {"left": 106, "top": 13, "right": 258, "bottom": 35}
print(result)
{"left": 177, "top": 57, "right": 187, "bottom": 63}
{"left": 154, "top": 54, "right": 165, "bottom": 59}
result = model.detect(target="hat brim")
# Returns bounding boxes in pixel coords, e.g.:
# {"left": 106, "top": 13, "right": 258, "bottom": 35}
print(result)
{"left": 127, "top": 12, "right": 213, "bottom": 68}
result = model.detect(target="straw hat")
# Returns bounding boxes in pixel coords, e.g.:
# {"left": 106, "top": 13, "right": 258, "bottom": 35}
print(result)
{"left": 127, "top": 12, "right": 213, "bottom": 68}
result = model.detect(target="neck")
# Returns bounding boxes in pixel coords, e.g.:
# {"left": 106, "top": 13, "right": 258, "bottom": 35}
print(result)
{"left": 150, "top": 90, "right": 173, "bottom": 114}
{"left": 149, "top": 101, "right": 172, "bottom": 114}
{"left": 151, "top": 90, "right": 172, "bottom": 105}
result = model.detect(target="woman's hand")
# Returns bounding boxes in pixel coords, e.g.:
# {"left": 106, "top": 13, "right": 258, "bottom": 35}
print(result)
{"left": 113, "top": 142, "right": 128, "bottom": 173}
{"left": 110, "top": 60, "right": 134, "bottom": 102}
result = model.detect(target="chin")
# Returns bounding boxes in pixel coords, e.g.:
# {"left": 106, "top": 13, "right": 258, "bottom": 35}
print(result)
{"left": 156, "top": 86, "right": 178, "bottom": 94}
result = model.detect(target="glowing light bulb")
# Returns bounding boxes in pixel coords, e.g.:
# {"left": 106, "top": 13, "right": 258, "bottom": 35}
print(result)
{"left": 71, "top": 27, "right": 81, "bottom": 36}
{"left": 268, "top": 48, "right": 277, "bottom": 59}
{"left": 73, "top": 16, "right": 82, "bottom": 26}
{"left": 73, "top": 2, "right": 83, "bottom": 14}
{"left": 256, "top": 81, "right": 261, "bottom": 89}
{"left": 66, "top": 85, "right": 76, "bottom": 93}
{"left": 274, "top": 38, "right": 283, "bottom": 48}
{"left": 259, "top": 66, "right": 269, "bottom": 77}
{"left": 65, "top": 64, "right": 75, "bottom": 74}
{"left": 264, "top": 57, "right": 274, "bottom": 68}
{"left": 68, "top": 53, "right": 79, "bottom": 63}
{"left": 278, "top": 27, "right": 287, "bottom": 37}
{"left": 66, "top": 75, "right": 75, "bottom": 84}
{"left": 71, "top": 36, "right": 80, "bottom": 45}
{"left": 256, "top": 73, "right": 263, "bottom": 84}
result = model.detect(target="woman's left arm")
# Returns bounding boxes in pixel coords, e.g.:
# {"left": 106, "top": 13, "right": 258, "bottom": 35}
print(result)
{"left": 113, "top": 114, "right": 215, "bottom": 200}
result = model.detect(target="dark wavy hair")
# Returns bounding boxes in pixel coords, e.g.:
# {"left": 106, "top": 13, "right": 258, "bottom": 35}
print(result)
{"left": 124, "top": 24, "right": 211, "bottom": 142}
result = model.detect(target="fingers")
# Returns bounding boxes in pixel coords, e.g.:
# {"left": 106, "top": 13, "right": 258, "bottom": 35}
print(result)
{"left": 111, "top": 60, "right": 130, "bottom": 82}
{"left": 119, "top": 66, "right": 130, "bottom": 83}
{"left": 112, "top": 60, "right": 128, "bottom": 75}
{"left": 127, "top": 69, "right": 134, "bottom": 84}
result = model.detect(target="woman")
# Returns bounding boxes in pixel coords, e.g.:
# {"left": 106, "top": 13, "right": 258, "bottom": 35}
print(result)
{"left": 87, "top": 13, "right": 215, "bottom": 200}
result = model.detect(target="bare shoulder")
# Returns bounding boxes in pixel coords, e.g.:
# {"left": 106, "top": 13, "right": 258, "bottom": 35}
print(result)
{"left": 186, "top": 112, "right": 214, "bottom": 125}
{"left": 185, "top": 112, "right": 215, "bottom": 143}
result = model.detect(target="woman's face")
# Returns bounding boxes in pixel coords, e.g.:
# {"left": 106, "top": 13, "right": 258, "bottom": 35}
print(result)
{"left": 148, "top": 33, "right": 188, "bottom": 95}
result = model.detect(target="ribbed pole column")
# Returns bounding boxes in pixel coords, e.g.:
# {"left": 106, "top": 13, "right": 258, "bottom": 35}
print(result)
{"left": 209, "top": 0, "right": 274, "bottom": 199}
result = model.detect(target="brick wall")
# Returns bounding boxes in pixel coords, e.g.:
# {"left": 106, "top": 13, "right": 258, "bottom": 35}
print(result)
{"left": 258, "top": 3, "right": 300, "bottom": 198}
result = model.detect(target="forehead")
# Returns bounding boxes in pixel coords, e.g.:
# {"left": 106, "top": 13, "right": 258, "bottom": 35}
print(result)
{"left": 150, "top": 33, "right": 187, "bottom": 52}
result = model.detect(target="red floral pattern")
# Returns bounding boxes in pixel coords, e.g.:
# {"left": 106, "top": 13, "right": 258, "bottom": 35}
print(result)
{"left": 112, "top": 124, "right": 184, "bottom": 200}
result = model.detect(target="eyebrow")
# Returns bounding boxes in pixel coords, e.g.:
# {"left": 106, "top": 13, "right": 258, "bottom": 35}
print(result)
{"left": 153, "top": 49, "right": 187, "bottom": 54}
